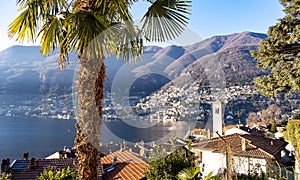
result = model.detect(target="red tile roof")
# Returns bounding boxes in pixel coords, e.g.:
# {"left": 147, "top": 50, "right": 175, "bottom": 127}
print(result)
{"left": 6, "top": 147, "right": 148, "bottom": 179}
{"left": 101, "top": 150, "right": 148, "bottom": 180}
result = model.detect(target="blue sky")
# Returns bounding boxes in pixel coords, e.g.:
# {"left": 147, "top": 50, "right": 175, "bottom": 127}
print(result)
{"left": 0, "top": 0, "right": 284, "bottom": 51}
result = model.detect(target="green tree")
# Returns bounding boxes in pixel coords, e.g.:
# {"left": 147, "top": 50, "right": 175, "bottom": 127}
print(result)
{"left": 145, "top": 146, "right": 194, "bottom": 180}
{"left": 251, "top": 0, "right": 300, "bottom": 97}
{"left": 270, "top": 123, "right": 277, "bottom": 133}
{"left": 283, "top": 120, "right": 300, "bottom": 180}
{"left": 9, "top": 0, "right": 192, "bottom": 179}
{"left": 37, "top": 166, "right": 77, "bottom": 180}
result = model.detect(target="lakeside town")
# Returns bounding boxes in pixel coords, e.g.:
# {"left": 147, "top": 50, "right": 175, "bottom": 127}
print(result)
{"left": 1, "top": 84, "right": 298, "bottom": 124}
{"left": 2, "top": 0, "right": 300, "bottom": 178}
{"left": 1, "top": 96, "right": 299, "bottom": 179}
{"left": 1, "top": 82, "right": 300, "bottom": 179}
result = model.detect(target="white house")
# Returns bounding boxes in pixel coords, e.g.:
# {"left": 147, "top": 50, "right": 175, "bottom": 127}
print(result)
{"left": 191, "top": 133, "right": 289, "bottom": 178}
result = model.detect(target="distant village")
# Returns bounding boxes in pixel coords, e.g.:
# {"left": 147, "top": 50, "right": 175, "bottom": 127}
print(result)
{"left": 0, "top": 84, "right": 299, "bottom": 125}
{"left": 0, "top": 94, "right": 75, "bottom": 120}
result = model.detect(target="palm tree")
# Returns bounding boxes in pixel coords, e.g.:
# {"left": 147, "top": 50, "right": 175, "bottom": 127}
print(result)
{"left": 9, "top": 0, "right": 191, "bottom": 179}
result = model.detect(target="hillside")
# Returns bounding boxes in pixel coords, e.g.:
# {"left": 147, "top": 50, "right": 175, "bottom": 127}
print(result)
{"left": 0, "top": 31, "right": 267, "bottom": 96}
{"left": 131, "top": 32, "right": 268, "bottom": 99}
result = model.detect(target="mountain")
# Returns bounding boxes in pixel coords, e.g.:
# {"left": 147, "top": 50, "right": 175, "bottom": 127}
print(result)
{"left": 172, "top": 31, "right": 268, "bottom": 87}
{"left": 128, "top": 31, "right": 267, "bottom": 96}
{"left": 0, "top": 46, "right": 75, "bottom": 95}
{"left": 0, "top": 46, "right": 128, "bottom": 95}
{"left": 0, "top": 31, "right": 267, "bottom": 96}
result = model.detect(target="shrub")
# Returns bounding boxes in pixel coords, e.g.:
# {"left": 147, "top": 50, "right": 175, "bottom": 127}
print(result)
{"left": 37, "top": 166, "right": 77, "bottom": 180}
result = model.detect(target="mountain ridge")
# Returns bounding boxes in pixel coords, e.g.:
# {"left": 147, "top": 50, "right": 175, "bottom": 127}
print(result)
{"left": 0, "top": 31, "right": 267, "bottom": 96}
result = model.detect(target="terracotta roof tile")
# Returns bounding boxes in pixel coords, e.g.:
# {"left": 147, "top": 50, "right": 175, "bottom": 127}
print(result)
{"left": 101, "top": 150, "right": 148, "bottom": 180}
{"left": 6, "top": 146, "right": 148, "bottom": 179}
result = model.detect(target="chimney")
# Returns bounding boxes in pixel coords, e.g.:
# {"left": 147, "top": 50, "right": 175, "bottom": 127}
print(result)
{"left": 112, "top": 156, "right": 117, "bottom": 166}
{"left": 241, "top": 138, "right": 246, "bottom": 151}
{"left": 30, "top": 158, "right": 36, "bottom": 169}
{"left": 59, "top": 150, "right": 64, "bottom": 159}
{"left": 271, "top": 140, "right": 273, "bottom": 145}
{"left": 23, "top": 152, "right": 29, "bottom": 160}
{"left": 140, "top": 146, "right": 145, "bottom": 157}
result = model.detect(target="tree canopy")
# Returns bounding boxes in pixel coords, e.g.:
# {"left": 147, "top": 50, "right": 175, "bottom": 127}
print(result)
{"left": 145, "top": 146, "right": 194, "bottom": 180}
{"left": 251, "top": 0, "right": 300, "bottom": 97}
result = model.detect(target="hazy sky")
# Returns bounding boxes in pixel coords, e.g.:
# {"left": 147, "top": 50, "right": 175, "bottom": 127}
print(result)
{"left": 0, "top": 0, "right": 284, "bottom": 51}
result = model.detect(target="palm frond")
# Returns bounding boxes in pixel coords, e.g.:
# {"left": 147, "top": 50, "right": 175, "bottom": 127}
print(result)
{"left": 10, "top": 0, "right": 192, "bottom": 69}
{"left": 94, "top": 0, "right": 132, "bottom": 21}
{"left": 204, "top": 171, "right": 214, "bottom": 180}
{"left": 10, "top": 0, "right": 70, "bottom": 70}
{"left": 8, "top": 2, "right": 39, "bottom": 42}
{"left": 112, "top": 21, "right": 143, "bottom": 63}
{"left": 40, "top": 0, "right": 71, "bottom": 69}
{"left": 141, "top": 0, "right": 191, "bottom": 42}
{"left": 39, "top": 13, "right": 66, "bottom": 56}
{"left": 65, "top": 11, "right": 113, "bottom": 60}
{"left": 177, "top": 167, "right": 200, "bottom": 180}
{"left": 9, "top": 0, "right": 69, "bottom": 42}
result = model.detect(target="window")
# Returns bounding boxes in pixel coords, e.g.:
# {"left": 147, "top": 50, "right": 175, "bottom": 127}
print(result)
{"left": 215, "top": 108, "right": 219, "bottom": 114}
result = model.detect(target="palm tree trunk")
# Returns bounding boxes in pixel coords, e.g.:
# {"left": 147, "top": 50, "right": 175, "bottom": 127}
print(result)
{"left": 75, "top": 57, "right": 105, "bottom": 180}
{"left": 75, "top": 0, "right": 95, "bottom": 12}
{"left": 73, "top": 0, "right": 105, "bottom": 179}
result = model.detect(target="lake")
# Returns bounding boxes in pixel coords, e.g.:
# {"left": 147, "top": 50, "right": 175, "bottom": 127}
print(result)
{"left": 0, "top": 117, "right": 198, "bottom": 161}
{"left": 0, "top": 117, "right": 75, "bottom": 161}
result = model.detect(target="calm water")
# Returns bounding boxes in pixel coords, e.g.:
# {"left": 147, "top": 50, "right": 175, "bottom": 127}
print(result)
{"left": 0, "top": 117, "right": 76, "bottom": 161}
{"left": 0, "top": 117, "right": 196, "bottom": 161}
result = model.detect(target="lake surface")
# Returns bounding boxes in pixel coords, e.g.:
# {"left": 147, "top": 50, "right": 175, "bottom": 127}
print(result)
{"left": 0, "top": 117, "right": 198, "bottom": 161}
{"left": 0, "top": 117, "right": 76, "bottom": 161}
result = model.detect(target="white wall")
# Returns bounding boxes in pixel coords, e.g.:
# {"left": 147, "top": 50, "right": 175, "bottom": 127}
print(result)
{"left": 196, "top": 150, "right": 226, "bottom": 177}
{"left": 232, "top": 156, "right": 267, "bottom": 175}
{"left": 224, "top": 128, "right": 249, "bottom": 136}
{"left": 192, "top": 148, "right": 268, "bottom": 177}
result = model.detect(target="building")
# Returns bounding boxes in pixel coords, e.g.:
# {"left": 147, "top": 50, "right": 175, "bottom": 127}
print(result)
{"left": 212, "top": 101, "right": 224, "bottom": 137}
{"left": 223, "top": 125, "right": 249, "bottom": 136}
{"left": 191, "top": 133, "right": 292, "bottom": 178}
{"left": 3, "top": 144, "right": 149, "bottom": 180}
{"left": 4, "top": 158, "right": 77, "bottom": 180}
{"left": 101, "top": 150, "right": 148, "bottom": 180}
